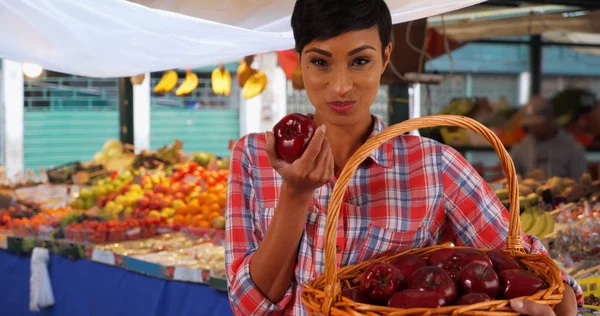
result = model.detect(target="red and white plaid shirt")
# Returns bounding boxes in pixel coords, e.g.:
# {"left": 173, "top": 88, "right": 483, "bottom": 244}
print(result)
{"left": 225, "top": 115, "right": 583, "bottom": 315}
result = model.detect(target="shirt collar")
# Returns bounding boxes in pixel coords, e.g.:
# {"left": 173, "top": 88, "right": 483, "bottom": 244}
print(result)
{"left": 306, "top": 113, "right": 393, "bottom": 169}
{"left": 366, "top": 115, "right": 394, "bottom": 168}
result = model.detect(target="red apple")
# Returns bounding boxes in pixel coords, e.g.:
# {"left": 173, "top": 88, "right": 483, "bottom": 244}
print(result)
{"left": 179, "top": 184, "right": 191, "bottom": 195}
{"left": 136, "top": 197, "right": 150, "bottom": 209}
{"left": 168, "top": 182, "right": 181, "bottom": 194}
{"left": 154, "top": 183, "right": 168, "bottom": 194}
{"left": 500, "top": 269, "right": 546, "bottom": 299}
{"left": 144, "top": 191, "right": 154, "bottom": 199}
{"left": 391, "top": 254, "right": 428, "bottom": 285}
{"left": 409, "top": 266, "right": 457, "bottom": 305}
{"left": 455, "top": 293, "right": 491, "bottom": 305}
{"left": 428, "top": 248, "right": 493, "bottom": 279}
{"left": 149, "top": 199, "right": 162, "bottom": 211}
{"left": 456, "top": 262, "right": 500, "bottom": 299}
{"left": 359, "top": 261, "right": 404, "bottom": 305}
{"left": 388, "top": 290, "right": 445, "bottom": 308}
{"left": 341, "top": 288, "right": 370, "bottom": 304}
{"left": 174, "top": 192, "right": 186, "bottom": 201}
{"left": 273, "top": 113, "right": 317, "bottom": 163}
{"left": 487, "top": 250, "right": 521, "bottom": 275}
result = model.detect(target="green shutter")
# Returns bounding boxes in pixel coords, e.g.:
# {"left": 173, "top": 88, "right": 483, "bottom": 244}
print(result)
{"left": 23, "top": 71, "right": 119, "bottom": 172}
{"left": 150, "top": 70, "right": 240, "bottom": 158}
{"left": 150, "top": 108, "right": 239, "bottom": 158}
{"left": 24, "top": 109, "right": 119, "bottom": 172}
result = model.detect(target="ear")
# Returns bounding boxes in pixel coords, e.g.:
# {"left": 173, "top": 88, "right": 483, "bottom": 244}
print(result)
{"left": 381, "top": 42, "right": 393, "bottom": 73}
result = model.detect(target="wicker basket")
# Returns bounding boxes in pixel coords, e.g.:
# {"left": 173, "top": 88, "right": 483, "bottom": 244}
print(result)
{"left": 301, "top": 115, "right": 565, "bottom": 315}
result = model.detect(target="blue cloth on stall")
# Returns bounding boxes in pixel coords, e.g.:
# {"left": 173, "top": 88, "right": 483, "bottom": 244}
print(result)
{"left": 0, "top": 250, "right": 234, "bottom": 316}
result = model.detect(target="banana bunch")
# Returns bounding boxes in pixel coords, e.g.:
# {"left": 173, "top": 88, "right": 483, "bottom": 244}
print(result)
{"left": 153, "top": 70, "right": 178, "bottom": 93}
{"left": 130, "top": 73, "right": 146, "bottom": 85}
{"left": 521, "top": 209, "right": 555, "bottom": 239}
{"left": 242, "top": 70, "right": 267, "bottom": 100}
{"left": 211, "top": 65, "right": 232, "bottom": 96}
{"left": 236, "top": 61, "right": 252, "bottom": 88}
{"left": 175, "top": 70, "right": 199, "bottom": 96}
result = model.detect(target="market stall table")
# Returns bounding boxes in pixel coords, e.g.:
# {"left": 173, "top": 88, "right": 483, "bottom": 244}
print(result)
{"left": 0, "top": 250, "right": 233, "bottom": 316}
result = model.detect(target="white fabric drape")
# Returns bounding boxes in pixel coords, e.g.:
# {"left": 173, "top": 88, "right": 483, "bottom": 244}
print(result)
{"left": 0, "top": 0, "right": 484, "bottom": 77}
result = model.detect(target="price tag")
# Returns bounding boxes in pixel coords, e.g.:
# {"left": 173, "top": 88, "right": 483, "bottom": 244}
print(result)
{"left": 91, "top": 248, "right": 116, "bottom": 265}
{"left": 174, "top": 266, "right": 204, "bottom": 283}
{"left": 183, "top": 175, "right": 198, "bottom": 185}
{"left": 126, "top": 227, "right": 141, "bottom": 236}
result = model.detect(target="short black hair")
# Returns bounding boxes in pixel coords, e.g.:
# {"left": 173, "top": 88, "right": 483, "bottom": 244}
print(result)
{"left": 291, "top": 0, "right": 392, "bottom": 54}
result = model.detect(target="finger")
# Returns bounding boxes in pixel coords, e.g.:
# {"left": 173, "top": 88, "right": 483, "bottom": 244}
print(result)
{"left": 297, "top": 125, "right": 327, "bottom": 166}
{"left": 323, "top": 149, "right": 335, "bottom": 182}
{"left": 313, "top": 135, "right": 331, "bottom": 169}
{"left": 264, "top": 132, "right": 285, "bottom": 169}
{"left": 510, "top": 300, "right": 556, "bottom": 316}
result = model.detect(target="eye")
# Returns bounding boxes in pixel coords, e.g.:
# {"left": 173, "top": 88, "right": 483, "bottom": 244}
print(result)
{"left": 310, "top": 59, "right": 328, "bottom": 67}
{"left": 352, "top": 58, "right": 371, "bottom": 66}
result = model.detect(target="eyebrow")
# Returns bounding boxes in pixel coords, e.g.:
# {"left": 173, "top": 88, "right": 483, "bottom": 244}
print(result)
{"left": 304, "top": 45, "right": 376, "bottom": 57}
{"left": 304, "top": 48, "right": 332, "bottom": 57}
{"left": 348, "top": 45, "right": 376, "bottom": 56}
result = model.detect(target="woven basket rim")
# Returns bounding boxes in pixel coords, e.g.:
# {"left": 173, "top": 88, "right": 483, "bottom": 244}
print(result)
{"left": 302, "top": 115, "right": 564, "bottom": 315}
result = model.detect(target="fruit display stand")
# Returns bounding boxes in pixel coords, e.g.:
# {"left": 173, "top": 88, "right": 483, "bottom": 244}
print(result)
{"left": 0, "top": 141, "right": 234, "bottom": 316}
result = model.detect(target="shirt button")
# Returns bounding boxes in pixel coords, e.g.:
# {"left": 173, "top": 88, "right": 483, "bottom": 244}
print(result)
{"left": 336, "top": 245, "right": 341, "bottom": 253}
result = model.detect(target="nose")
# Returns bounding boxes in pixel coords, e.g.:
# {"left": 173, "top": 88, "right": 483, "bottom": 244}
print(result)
{"left": 328, "top": 67, "right": 353, "bottom": 96}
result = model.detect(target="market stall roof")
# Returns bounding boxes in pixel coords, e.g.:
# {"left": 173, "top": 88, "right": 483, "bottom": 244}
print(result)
{"left": 430, "top": 10, "right": 600, "bottom": 41}
{"left": 0, "top": 0, "right": 484, "bottom": 78}
{"left": 543, "top": 31, "right": 600, "bottom": 56}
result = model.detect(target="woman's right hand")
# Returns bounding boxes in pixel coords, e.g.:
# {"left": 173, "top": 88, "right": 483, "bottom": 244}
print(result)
{"left": 265, "top": 125, "right": 335, "bottom": 197}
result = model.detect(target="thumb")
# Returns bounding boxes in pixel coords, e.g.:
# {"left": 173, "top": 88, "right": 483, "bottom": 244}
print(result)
{"left": 264, "top": 131, "right": 284, "bottom": 169}
{"left": 510, "top": 299, "right": 555, "bottom": 316}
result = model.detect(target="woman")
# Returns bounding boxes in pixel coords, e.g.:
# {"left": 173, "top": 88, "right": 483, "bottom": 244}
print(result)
{"left": 225, "top": 0, "right": 582, "bottom": 315}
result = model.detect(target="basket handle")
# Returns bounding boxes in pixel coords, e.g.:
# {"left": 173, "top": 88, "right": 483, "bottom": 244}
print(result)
{"left": 320, "top": 115, "right": 522, "bottom": 314}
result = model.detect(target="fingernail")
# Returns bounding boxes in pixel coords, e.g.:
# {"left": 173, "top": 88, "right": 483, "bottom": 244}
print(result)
{"left": 510, "top": 299, "right": 523, "bottom": 309}
{"left": 264, "top": 132, "right": 269, "bottom": 141}
{"left": 321, "top": 125, "right": 326, "bottom": 133}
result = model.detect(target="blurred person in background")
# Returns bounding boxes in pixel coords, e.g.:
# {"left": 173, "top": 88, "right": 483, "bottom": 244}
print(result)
{"left": 555, "top": 88, "right": 600, "bottom": 147}
{"left": 510, "top": 95, "right": 587, "bottom": 180}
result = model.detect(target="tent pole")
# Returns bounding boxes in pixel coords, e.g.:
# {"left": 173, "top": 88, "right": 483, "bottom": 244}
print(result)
{"left": 119, "top": 78, "right": 134, "bottom": 146}
{"left": 530, "top": 35, "right": 542, "bottom": 96}
{"left": 388, "top": 84, "right": 410, "bottom": 125}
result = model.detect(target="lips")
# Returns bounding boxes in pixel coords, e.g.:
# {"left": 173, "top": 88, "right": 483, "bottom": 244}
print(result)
{"left": 327, "top": 101, "right": 356, "bottom": 113}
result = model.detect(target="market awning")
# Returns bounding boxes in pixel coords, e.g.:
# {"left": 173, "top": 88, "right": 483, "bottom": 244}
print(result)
{"left": 0, "top": 0, "right": 484, "bottom": 78}
{"left": 430, "top": 9, "right": 600, "bottom": 42}
{"left": 543, "top": 31, "right": 600, "bottom": 57}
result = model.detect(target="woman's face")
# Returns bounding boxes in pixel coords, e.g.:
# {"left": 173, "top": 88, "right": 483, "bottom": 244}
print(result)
{"left": 300, "top": 27, "right": 392, "bottom": 127}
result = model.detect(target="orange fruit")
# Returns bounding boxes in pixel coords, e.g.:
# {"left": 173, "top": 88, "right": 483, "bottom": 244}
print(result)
{"left": 184, "top": 214, "right": 194, "bottom": 226}
{"left": 217, "top": 195, "right": 227, "bottom": 208}
{"left": 208, "top": 211, "right": 220, "bottom": 223}
{"left": 208, "top": 202, "right": 221, "bottom": 213}
{"left": 201, "top": 205, "right": 211, "bottom": 218}
{"left": 176, "top": 204, "right": 188, "bottom": 215}
{"left": 191, "top": 214, "right": 204, "bottom": 226}
{"left": 187, "top": 199, "right": 201, "bottom": 214}
{"left": 197, "top": 219, "right": 211, "bottom": 229}
{"left": 173, "top": 215, "right": 184, "bottom": 224}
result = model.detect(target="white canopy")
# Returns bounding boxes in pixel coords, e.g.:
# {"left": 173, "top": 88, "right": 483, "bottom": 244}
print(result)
{"left": 0, "top": 0, "right": 484, "bottom": 78}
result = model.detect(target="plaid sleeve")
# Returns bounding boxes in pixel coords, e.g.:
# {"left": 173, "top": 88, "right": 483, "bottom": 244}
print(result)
{"left": 225, "top": 135, "right": 293, "bottom": 315}
{"left": 440, "top": 145, "right": 583, "bottom": 308}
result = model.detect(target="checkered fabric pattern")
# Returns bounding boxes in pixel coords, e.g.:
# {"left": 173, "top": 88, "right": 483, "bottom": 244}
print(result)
{"left": 225, "top": 115, "right": 583, "bottom": 315}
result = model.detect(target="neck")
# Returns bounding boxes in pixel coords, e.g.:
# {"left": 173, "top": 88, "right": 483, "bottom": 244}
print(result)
{"left": 313, "top": 113, "right": 374, "bottom": 173}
